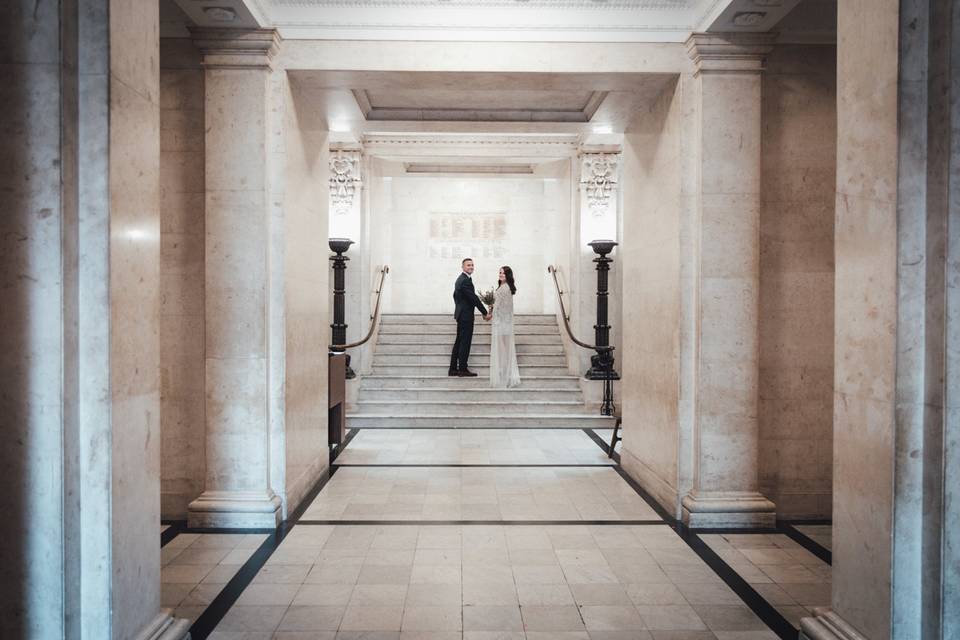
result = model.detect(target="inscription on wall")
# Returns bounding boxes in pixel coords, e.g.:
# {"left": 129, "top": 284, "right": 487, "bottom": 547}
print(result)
{"left": 428, "top": 212, "right": 507, "bottom": 260}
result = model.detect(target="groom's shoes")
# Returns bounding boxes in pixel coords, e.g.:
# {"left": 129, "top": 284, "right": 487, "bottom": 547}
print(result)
{"left": 458, "top": 370, "right": 478, "bottom": 377}
{"left": 448, "top": 369, "right": 459, "bottom": 377}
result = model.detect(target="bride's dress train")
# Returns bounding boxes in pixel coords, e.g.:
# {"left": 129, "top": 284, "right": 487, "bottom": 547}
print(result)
{"left": 490, "top": 284, "right": 521, "bottom": 388}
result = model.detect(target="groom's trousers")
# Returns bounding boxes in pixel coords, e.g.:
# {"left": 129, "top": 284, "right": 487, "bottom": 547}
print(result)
{"left": 450, "top": 318, "right": 475, "bottom": 372}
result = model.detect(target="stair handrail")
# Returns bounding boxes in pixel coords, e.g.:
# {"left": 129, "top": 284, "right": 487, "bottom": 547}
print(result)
{"left": 333, "top": 265, "right": 390, "bottom": 350}
{"left": 547, "top": 265, "right": 612, "bottom": 354}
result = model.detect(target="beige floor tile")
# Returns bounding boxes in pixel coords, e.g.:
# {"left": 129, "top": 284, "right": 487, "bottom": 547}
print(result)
{"left": 580, "top": 605, "right": 647, "bottom": 631}
{"left": 404, "top": 583, "right": 463, "bottom": 607}
{"left": 160, "top": 582, "right": 193, "bottom": 607}
{"left": 350, "top": 584, "right": 409, "bottom": 607}
{"left": 517, "top": 583, "right": 576, "bottom": 606}
{"left": 569, "top": 583, "right": 632, "bottom": 606}
{"left": 562, "top": 564, "right": 619, "bottom": 584}
{"left": 779, "top": 582, "right": 831, "bottom": 607}
{"left": 358, "top": 565, "right": 413, "bottom": 585}
{"left": 182, "top": 583, "right": 229, "bottom": 606}
{"left": 252, "top": 564, "right": 311, "bottom": 585}
{"left": 635, "top": 604, "right": 707, "bottom": 631}
{"left": 674, "top": 582, "right": 741, "bottom": 606}
{"left": 512, "top": 564, "right": 567, "bottom": 584}
{"left": 623, "top": 583, "right": 687, "bottom": 606}
{"left": 410, "top": 564, "right": 461, "bottom": 585}
{"left": 305, "top": 562, "right": 363, "bottom": 585}
{"left": 462, "top": 580, "right": 519, "bottom": 606}
{"left": 235, "top": 583, "right": 300, "bottom": 606}
{"left": 292, "top": 583, "right": 355, "bottom": 606}
{"left": 462, "top": 605, "right": 524, "bottom": 631}
{"left": 276, "top": 605, "right": 345, "bottom": 632}
{"left": 339, "top": 606, "right": 405, "bottom": 631}
{"left": 161, "top": 563, "right": 216, "bottom": 584}
{"left": 757, "top": 564, "right": 821, "bottom": 584}
{"left": 214, "top": 605, "right": 287, "bottom": 633}
{"left": 401, "top": 606, "right": 463, "bottom": 631}
{"left": 520, "top": 605, "right": 586, "bottom": 631}
{"left": 692, "top": 605, "right": 767, "bottom": 632}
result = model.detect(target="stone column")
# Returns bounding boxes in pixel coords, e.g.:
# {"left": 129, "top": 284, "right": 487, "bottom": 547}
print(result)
{"left": 680, "top": 33, "right": 777, "bottom": 528}
{"left": 187, "top": 28, "right": 283, "bottom": 528}
{"left": 802, "top": 1, "right": 958, "bottom": 638}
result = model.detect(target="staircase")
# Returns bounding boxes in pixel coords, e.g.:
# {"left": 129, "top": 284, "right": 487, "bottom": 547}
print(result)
{"left": 347, "top": 314, "right": 616, "bottom": 429}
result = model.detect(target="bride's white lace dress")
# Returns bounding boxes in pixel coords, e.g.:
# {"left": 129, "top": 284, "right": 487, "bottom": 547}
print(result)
{"left": 490, "top": 283, "right": 521, "bottom": 388}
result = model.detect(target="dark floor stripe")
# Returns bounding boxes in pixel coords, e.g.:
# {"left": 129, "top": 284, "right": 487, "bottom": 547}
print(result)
{"left": 186, "top": 467, "right": 339, "bottom": 638}
{"left": 160, "top": 520, "right": 185, "bottom": 547}
{"left": 330, "top": 427, "right": 359, "bottom": 464}
{"left": 583, "top": 427, "right": 620, "bottom": 463}
{"left": 187, "top": 523, "right": 290, "bottom": 640}
{"left": 678, "top": 529, "right": 799, "bottom": 640}
{"left": 609, "top": 468, "right": 797, "bottom": 639}
{"left": 780, "top": 521, "right": 832, "bottom": 565}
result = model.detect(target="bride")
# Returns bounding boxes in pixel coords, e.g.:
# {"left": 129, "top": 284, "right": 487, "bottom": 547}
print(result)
{"left": 490, "top": 266, "right": 521, "bottom": 388}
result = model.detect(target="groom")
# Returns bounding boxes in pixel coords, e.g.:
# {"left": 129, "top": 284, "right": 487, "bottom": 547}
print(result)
{"left": 450, "top": 258, "right": 491, "bottom": 377}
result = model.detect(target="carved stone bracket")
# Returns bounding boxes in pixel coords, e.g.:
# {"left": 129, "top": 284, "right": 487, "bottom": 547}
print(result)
{"left": 190, "top": 27, "right": 281, "bottom": 69}
{"left": 330, "top": 149, "right": 363, "bottom": 215}
{"left": 580, "top": 153, "right": 620, "bottom": 216}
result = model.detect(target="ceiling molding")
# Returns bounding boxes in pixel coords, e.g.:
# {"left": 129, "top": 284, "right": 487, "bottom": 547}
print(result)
{"left": 404, "top": 162, "right": 536, "bottom": 174}
{"left": 271, "top": 0, "right": 690, "bottom": 8}
{"left": 351, "top": 89, "right": 609, "bottom": 123}
{"left": 362, "top": 133, "right": 581, "bottom": 147}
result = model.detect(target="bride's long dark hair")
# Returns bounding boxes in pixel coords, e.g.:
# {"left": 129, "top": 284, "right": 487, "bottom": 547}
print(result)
{"left": 499, "top": 266, "right": 517, "bottom": 295}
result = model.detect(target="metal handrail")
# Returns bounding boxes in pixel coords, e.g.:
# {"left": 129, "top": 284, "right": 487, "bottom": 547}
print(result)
{"left": 547, "top": 265, "right": 612, "bottom": 353}
{"left": 334, "top": 265, "right": 389, "bottom": 350}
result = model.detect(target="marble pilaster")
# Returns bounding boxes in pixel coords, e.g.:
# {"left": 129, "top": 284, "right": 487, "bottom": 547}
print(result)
{"left": 680, "top": 33, "right": 777, "bottom": 528}
{"left": 187, "top": 28, "right": 284, "bottom": 528}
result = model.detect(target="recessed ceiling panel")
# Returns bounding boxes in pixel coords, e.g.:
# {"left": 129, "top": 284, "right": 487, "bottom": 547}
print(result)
{"left": 353, "top": 88, "right": 608, "bottom": 122}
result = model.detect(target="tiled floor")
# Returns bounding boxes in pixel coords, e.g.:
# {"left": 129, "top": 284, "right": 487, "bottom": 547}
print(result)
{"left": 301, "top": 466, "right": 661, "bottom": 522}
{"left": 209, "top": 524, "right": 778, "bottom": 639}
{"left": 792, "top": 524, "right": 832, "bottom": 551}
{"left": 162, "top": 532, "right": 268, "bottom": 624}
{"left": 699, "top": 532, "right": 831, "bottom": 628}
{"left": 335, "top": 429, "right": 615, "bottom": 465}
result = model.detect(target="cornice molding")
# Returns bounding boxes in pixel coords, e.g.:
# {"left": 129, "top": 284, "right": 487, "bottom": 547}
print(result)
{"left": 361, "top": 133, "right": 581, "bottom": 148}
{"left": 685, "top": 31, "right": 776, "bottom": 75}
{"left": 190, "top": 27, "right": 282, "bottom": 69}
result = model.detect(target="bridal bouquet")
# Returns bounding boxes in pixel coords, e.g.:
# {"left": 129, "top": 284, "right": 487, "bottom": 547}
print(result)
{"left": 480, "top": 288, "right": 496, "bottom": 308}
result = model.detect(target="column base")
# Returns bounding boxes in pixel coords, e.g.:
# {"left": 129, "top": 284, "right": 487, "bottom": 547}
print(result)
{"left": 134, "top": 610, "right": 191, "bottom": 640}
{"left": 188, "top": 490, "right": 282, "bottom": 528}
{"left": 681, "top": 491, "right": 776, "bottom": 528}
{"left": 800, "top": 609, "right": 868, "bottom": 640}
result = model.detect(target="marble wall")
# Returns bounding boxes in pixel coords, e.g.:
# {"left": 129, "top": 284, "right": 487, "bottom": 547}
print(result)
{"left": 620, "top": 77, "right": 686, "bottom": 518}
{"left": 758, "top": 44, "right": 836, "bottom": 519}
{"left": 159, "top": 38, "right": 206, "bottom": 519}
{"left": 279, "top": 77, "right": 331, "bottom": 515}
{"left": 374, "top": 175, "right": 568, "bottom": 316}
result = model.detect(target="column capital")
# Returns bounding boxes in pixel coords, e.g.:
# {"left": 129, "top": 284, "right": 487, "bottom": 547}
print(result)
{"left": 189, "top": 27, "right": 281, "bottom": 69}
{"left": 685, "top": 32, "right": 776, "bottom": 76}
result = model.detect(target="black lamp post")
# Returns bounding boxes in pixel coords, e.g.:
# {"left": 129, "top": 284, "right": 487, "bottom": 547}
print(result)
{"left": 585, "top": 239, "right": 620, "bottom": 415}
{"left": 329, "top": 237, "right": 356, "bottom": 379}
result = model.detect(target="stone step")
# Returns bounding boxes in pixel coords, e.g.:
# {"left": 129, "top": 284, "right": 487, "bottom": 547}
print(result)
{"left": 379, "top": 334, "right": 561, "bottom": 345}
{"left": 373, "top": 353, "right": 568, "bottom": 366}
{"left": 358, "top": 375, "right": 582, "bottom": 390}
{"left": 355, "top": 387, "right": 582, "bottom": 402}
{"left": 345, "top": 414, "right": 616, "bottom": 429}
{"left": 381, "top": 314, "right": 556, "bottom": 325}
{"left": 371, "top": 364, "right": 569, "bottom": 376}
{"left": 375, "top": 343, "right": 566, "bottom": 356}
{"left": 353, "top": 400, "right": 589, "bottom": 415}
{"left": 379, "top": 325, "right": 559, "bottom": 336}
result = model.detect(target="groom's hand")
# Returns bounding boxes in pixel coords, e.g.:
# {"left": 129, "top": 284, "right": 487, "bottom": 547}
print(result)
{"left": 484, "top": 313, "right": 492, "bottom": 321}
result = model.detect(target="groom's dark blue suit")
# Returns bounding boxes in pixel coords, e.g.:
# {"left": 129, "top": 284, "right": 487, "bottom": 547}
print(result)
{"left": 450, "top": 272, "right": 488, "bottom": 374}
